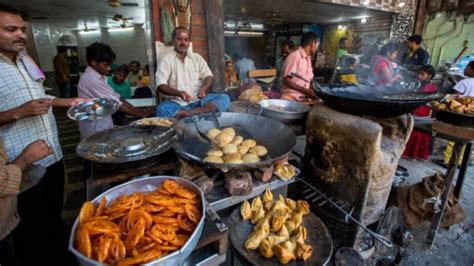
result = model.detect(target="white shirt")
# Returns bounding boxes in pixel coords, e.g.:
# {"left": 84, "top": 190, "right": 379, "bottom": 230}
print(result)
{"left": 155, "top": 50, "right": 213, "bottom": 106}
{"left": 453, "top": 77, "right": 474, "bottom": 96}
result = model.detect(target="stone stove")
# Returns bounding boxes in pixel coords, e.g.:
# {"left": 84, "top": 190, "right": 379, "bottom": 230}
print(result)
{"left": 303, "top": 104, "right": 413, "bottom": 250}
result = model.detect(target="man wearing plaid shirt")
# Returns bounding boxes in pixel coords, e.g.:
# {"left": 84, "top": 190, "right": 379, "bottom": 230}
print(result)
{"left": 0, "top": 4, "right": 86, "bottom": 265}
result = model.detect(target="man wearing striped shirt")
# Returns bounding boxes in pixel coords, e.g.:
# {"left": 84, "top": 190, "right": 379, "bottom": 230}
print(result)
{"left": 0, "top": 140, "right": 51, "bottom": 266}
{"left": 0, "top": 4, "right": 86, "bottom": 265}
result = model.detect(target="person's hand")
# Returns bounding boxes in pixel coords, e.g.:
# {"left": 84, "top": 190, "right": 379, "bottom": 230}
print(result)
{"left": 179, "top": 91, "right": 191, "bottom": 102}
{"left": 304, "top": 89, "right": 316, "bottom": 99}
{"left": 12, "top": 140, "right": 52, "bottom": 170}
{"left": 198, "top": 88, "right": 207, "bottom": 99}
{"left": 14, "top": 98, "right": 52, "bottom": 119}
{"left": 141, "top": 107, "right": 155, "bottom": 117}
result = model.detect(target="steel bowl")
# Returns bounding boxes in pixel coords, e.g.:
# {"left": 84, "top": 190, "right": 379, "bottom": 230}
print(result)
{"left": 256, "top": 99, "right": 311, "bottom": 122}
{"left": 67, "top": 98, "right": 120, "bottom": 121}
{"left": 68, "top": 176, "right": 206, "bottom": 266}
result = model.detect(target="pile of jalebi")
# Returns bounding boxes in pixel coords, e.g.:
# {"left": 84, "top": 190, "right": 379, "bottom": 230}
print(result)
{"left": 74, "top": 179, "right": 201, "bottom": 265}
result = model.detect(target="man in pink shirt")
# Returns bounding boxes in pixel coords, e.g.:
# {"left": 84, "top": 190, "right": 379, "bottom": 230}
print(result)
{"left": 281, "top": 32, "right": 319, "bottom": 102}
{"left": 78, "top": 42, "right": 152, "bottom": 139}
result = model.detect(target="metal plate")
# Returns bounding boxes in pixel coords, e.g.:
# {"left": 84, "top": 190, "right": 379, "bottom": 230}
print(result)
{"left": 228, "top": 206, "right": 333, "bottom": 266}
{"left": 67, "top": 98, "right": 119, "bottom": 121}
{"left": 68, "top": 176, "right": 206, "bottom": 266}
{"left": 433, "top": 109, "right": 474, "bottom": 128}
{"left": 258, "top": 99, "right": 311, "bottom": 121}
{"left": 173, "top": 112, "right": 296, "bottom": 171}
{"left": 76, "top": 125, "right": 179, "bottom": 163}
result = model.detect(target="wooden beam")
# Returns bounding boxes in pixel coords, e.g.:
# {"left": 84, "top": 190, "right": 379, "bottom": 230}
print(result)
{"left": 204, "top": 0, "right": 225, "bottom": 91}
{"left": 150, "top": 0, "right": 161, "bottom": 42}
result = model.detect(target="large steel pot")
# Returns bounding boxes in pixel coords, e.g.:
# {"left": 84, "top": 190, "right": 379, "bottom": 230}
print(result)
{"left": 69, "top": 176, "right": 206, "bottom": 266}
{"left": 174, "top": 112, "right": 296, "bottom": 171}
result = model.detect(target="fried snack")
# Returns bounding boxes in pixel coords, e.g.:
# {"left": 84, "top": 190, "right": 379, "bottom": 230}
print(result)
{"left": 291, "top": 226, "right": 307, "bottom": 243}
{"left": 432, "top": 96, "right": 474, "bottom": 114}
{"left": 251, "top": 205, "right": 265, "bottom": 224}
{"left": 242, "top": 153, "right": 260, "bottom": 163}
{"left": 136, "top": 118, "right": 173, "bottom": 127}
{"left": 206, "top": 149, "right": 223, "bottom": 157}
{"left": 274, "top": 240, "right": 297, "bottom": 264}
{"left": 222, "top": 143, "right": 238, "bottom": 154}
{"left": 249, "top": 145, "right": 268, "bottom": 157}
{"left": 231, "top": 135, "right": 244, "bottom": 145}
{"left": 297, "top": 200, "right": 310, "bottom": 215}
{"left": 285, "top": 198, "right": 297, "bottom": 212}
{"left": 251, "top": 196, "right": 263, "bottom": 212}
{"left": 207, "top": 128, "right": 221, "bottom": 139}
{"left": 240, "top": 200, "right": 252, "bottom": 221}
{"left": 262, "top": 189, "right": 273, "bottom": 203}
{"left": 275, "top": 163, "right": 296, "bottom": 180}
{"left": 295, "top": 242, "right": 313, "bottom": 261}
{"left": 271, "top": 210, "right": 290, "bottom": 232}
{"left": 242, "top": 191, "right": 312, "bottom": 263}
{"left": 244, "top": 220, "right": 270, "bottom": 250}
{"left": 259, "top": 237, "right": 274, "bottom": 258}
{"left": 263, "top": 201, "right": 274, "bottom": 212}
{"left": 223, "top": 153, "right": 243, "bottom": 164}
{"left": 221, "top": 127, "right": 236, "bottom": 138}
{"left": 203, "top": 155, "right": 224, "bottom": 164}
{"left": 79, "top": 202, "right": 94, "bottom": 224}
{"left": 215, "top": 132, "right": 234, "bottom": 147}
{"left": 74, "top": 179, "right": 201, "bottom": 264}
{"left": 241, "top": 139, "right": 257, "bottom": 148}
{"left": 238, "top": 145, "right": 250, "bottom": 155}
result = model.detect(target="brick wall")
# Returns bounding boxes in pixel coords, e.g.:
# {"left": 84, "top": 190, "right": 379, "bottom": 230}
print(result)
{"left": 151, "top": 0, "right": 210, "bottom": 61}
{"left": 190, "top": 0, "right": 209, "bottom": 61}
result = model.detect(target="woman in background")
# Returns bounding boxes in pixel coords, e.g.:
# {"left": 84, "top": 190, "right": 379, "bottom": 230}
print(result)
{"left": 403, "top": 65, "right": 436, "bottom": 160}
{"left": 370, "top": 43, "right": 402, "bottom": 87}
{"left": 224, "top": 60, "right": 239, "bottom": 87}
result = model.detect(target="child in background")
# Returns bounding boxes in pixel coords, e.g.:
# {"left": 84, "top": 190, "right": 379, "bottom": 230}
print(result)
{"left": 403, "top": 65, "right": 436, "bottom": 160}
{"left": 337, "top": 57, "right": 358, "bottom": 85}
{"left": 138, "top": 65, "right": 150, "bottom": 87}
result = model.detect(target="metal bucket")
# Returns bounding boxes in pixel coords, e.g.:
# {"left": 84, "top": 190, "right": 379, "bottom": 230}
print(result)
{"left": 68, "top": 176, "right": 206, "bottom": 266}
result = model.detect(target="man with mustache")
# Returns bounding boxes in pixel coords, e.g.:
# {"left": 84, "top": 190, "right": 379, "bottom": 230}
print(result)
{"left": 155, "top": 26, "right": 230, "bottom": 117}
{"left": 0, "top": 4, "right": 85, "bottom": 265}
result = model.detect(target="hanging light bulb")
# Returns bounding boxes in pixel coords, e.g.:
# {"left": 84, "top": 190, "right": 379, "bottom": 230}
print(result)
{"left": 361, "top": 18, "right": 367, "bottom": 23}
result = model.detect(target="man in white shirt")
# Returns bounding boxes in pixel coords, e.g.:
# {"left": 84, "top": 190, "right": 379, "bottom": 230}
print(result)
{"left": 155, "top": 27, "right": 230, "bottom": 117}
{"left": 453, "top": 61, "right": 474, "bottom": 97}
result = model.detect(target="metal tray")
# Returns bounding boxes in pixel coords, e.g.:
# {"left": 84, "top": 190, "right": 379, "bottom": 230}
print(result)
{"left": 256, "top": 99, "right": 311, "bottom": 123}
{"left": 130, "top": 117, "right": 178, "bottom": 127}
{"left": 228, "top": 204, "right": 333, "bottom": 266}
{"left": 68, "top": 176, "right": 206, "bottom": 266}
{"left": 76, "top": 125, "right": 179, "bottom": 163}
{"left": 433, "top": 108, "right": 474, "bottom": 128}
{"left": 67, "top": 98, "right": 119, "bottom": 121}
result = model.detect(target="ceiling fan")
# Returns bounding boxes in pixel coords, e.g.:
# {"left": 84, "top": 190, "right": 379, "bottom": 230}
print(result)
{"left": 107, "top": 0, "right": 139, "bottom": 8}
{"left": 112, "top": 13, "right": 133, "bottom": 22}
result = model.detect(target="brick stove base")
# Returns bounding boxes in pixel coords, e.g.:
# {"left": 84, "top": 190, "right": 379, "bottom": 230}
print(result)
{"left": 303, "top": 104, "right": 413, "bottom": 250}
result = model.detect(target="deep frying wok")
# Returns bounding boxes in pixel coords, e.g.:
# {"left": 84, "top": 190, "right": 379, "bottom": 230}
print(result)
{"left": 311, "top": 81, "right": 445, "bottom": 118}
{"left": 173, "top": 112, "right": 296, "bottom": 171}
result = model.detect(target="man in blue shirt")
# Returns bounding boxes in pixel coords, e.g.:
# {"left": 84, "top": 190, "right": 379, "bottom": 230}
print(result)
{"left": 401, "top": 35, "right": 429, "bottom": 67}
{"left": 234, "top": 53, "right": 256, "bottom": 84}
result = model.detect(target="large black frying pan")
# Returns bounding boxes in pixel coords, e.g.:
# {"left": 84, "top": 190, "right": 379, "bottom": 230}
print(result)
{"left": 310, "top": 80, "right": 445, "bottom": 118}
{"left": 173, "top": 112, "right": 296, "bottom": 171}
